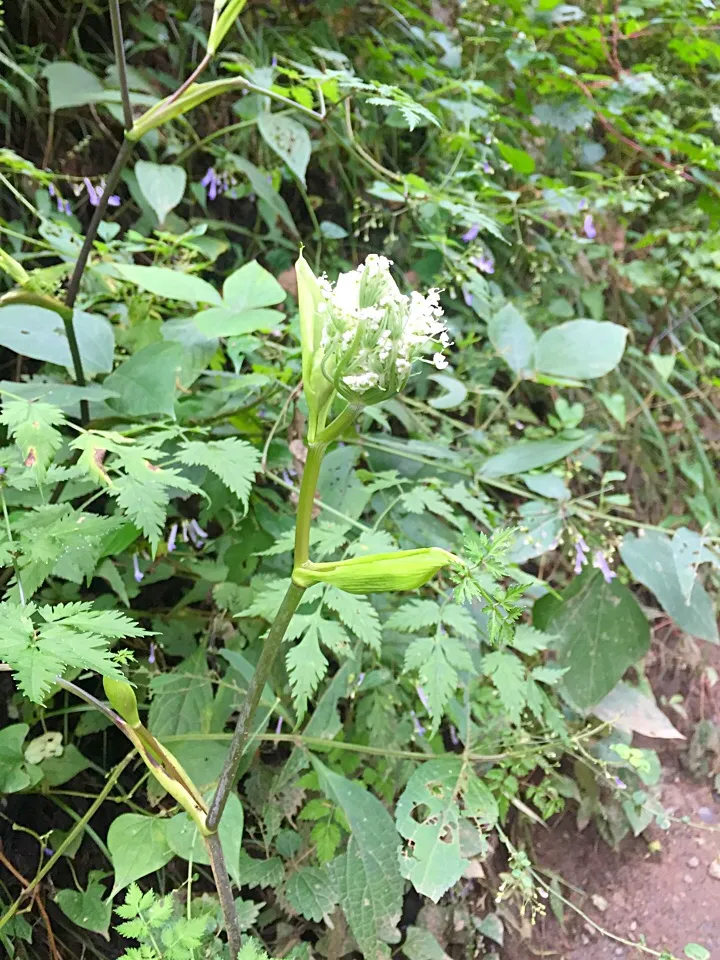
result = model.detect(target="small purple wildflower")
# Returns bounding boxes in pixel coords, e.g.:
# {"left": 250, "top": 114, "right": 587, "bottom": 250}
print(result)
{"left": 583, "top": 213, "right": 597, "bottom": 239}
{"left": 578, "top": 198, "right": 588, "bottom": 211}
{"left": 462, "top": 287, "right": 474, "bottom": 307}
{"left": 190, "top": 518, "right": 208, "bottom": 539}
{"left": 416, "top": 685, "right": 430, "bottom": 711}
{"left": 449, "top": 724, "right": 459, "bottom": 747}
{"left": 83, "top": 177, "right": 120, "bottom": 208}
{"left": 574, "top": 535, "right": 589, "bottom": 575}
{"left": 148, "top": 642, "right": 156, "bottom": 665}
{"left": 201, "top": 167, "right": 222, "bottom": 201}
{"left": 132, "top": 554, "right": 144, "bottom": 583}
{"left": 462, "top": 223, "right": 480, "bottom": 243}
{"left": 471, "top": 254, "right": 495, "bottom": 274}
{"left": 593, "top": 549, "right": 617, "bottom": 584}
{"left": 482, "top": 160, "right": 493, "bottom": 174}
{"left": 411, "top": 711, "right": 426, "bottom": 737}
{"left": 48, "top": 183, "right": 71, "bottom": 214}
{"left": 0, "top": 467, "right": 5, "bottom": 475}
{"left": 167, "top": 522, "right": 178, "bottom": 553}
{"left": 275, "top": 716, "right": 283, "bottom": 735}
{"left": 356, "top": 672, "right": 365, "bottom": 686}
{"left": 43, "top": 847, "right": 54, "bottom": 857}
{"left": 614, "top": 776, "right": 627, "bottom": 790}
{"left": 271, "top": 54, "right": 278, "bottom": 67}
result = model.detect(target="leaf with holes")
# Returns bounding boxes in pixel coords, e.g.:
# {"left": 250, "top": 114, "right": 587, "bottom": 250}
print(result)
{"left": 258, "top": 113, "right": 312, "bottom": 185}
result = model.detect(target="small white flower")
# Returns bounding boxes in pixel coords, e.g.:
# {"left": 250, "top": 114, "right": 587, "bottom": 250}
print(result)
{"left": 433, "top": 353, "right": 449, "bottom": 370}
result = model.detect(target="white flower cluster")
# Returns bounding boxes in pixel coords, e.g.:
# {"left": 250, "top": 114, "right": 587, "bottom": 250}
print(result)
{"left": 317, "top": 255, "right": 451, "bottom": 398}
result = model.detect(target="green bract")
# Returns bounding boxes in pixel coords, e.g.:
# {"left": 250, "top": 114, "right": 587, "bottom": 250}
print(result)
{"left": 292, "top": 548, "right": 460, "bottom": 594}
{"left": 103, "top": 676, "right": 141, "bottom": 728}
{"left": 296, "top": 251, "right": 336, "bottom": 442}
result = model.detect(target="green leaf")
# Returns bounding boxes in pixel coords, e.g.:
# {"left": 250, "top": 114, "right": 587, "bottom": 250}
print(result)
{"left": 134, "top": 160, "right": 187, "bottom": 225}
{"left": 40, "top": 744, "right": 91, "bottom": 786}
{"left": 427, "top": 374, "right": 468, "bottom": 410}
{"left": 482, "top": 650, "right": 527, "bottom": 724}
{"left": 286, "top": 623, "right": 329, "bottom": 722}
{"left": 257, "top": 113, "right": 312, "bottom": 184}
{"left": 0, "top": 305, "right": 114, "bottom": 374}
{"left": 395, "top": 757, "right": 498, "bottom": 902}
{"left": 0, "top": 601, "right": 146, "bottom": 704}
{"left": 43, "top": 62, "right": 104, "bottom": 111}
{"left": 593, "top": 682, "right": 684, "bottom": 739}
{"left": 479, "top": 434, "right": 590, "bottom": 478}
{"left": 104, "top": 341, "right": 184, "bottom": 418}
{"left": 387, "top": 599, "right": 440, "bottom": 632}
{"left": 285, "top": 866, "right": 338, "bottom": 921}
{"left": 544, "top": 570, "right": 651, "bottom": 709}
{"left": 0, "top": 399, "right": 66, "bottom": 474}
{"left": 497, "top": 142, "right": 536, "bottom": 174}
{"left": 0, "top": 724, "right": 40, "bottom": 793}
{"left": 684, "top": 945, "right": 710, "bottom": 960}
{"left": 314, "top": 760, "right": 403, "bottom": 958}
{"left": 534, "top": 320, "right": 628, "bottom": 380}
{"left": 178, "top": 438, "right": 260, "bottom": 508}
{"left": 55, "top": 871, "right": 111, "bottom": 938}
{"left": 223, "top": 260, "right": 286, "bottom": 312}
{"left": 115, "top": 264, "right": 222, "bottom": 305}
{"left": 402, "top": 927, "right": 452, "bottom": 960}
{"left": 323, "top": 587, "right": 382, "bottom": 651}
{"left": 148, "top": 646, "right": 214, "bottom": 738}
{"left": 312, "top": 820, "right": 341, "bottom": 863}
{"left": 620, "top": 531, "right": 718, "bottom": 643}
{"left": 487, "top": 303, "right": 537, "bottom": 376}
{"left": 237, "top": 852, "right": 284, "bottom": 889}
{"left": 108, "top": 814, "right": 174, "bottom": 897}
{"left": 165, "top": 791, "right": 244, "bottom": 886}
{"left": 404, "top": 633, "right": 474, "bottom": 725}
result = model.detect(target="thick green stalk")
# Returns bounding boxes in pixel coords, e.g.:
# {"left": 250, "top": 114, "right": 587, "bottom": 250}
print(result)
{"left": 206, "top": 580, "right": 306, "bottom": 831}
{"left": 294, "top": 442, "right": 326, "bottom": 567}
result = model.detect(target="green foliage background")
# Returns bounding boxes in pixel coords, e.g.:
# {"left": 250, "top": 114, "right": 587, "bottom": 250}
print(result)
{"left": 0, "top": 0, "right": 719, "bottom": 957}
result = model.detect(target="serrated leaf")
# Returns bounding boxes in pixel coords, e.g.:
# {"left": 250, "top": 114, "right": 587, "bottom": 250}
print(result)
{"left": 386, "top": 599, "right": 440, "bottom": 633}
{"left": 404, "top": 633, "right": 474, "bottom": 724}
{"left": 111, "top": 475, "right": 168, "bottom": 551}
{"left": 179, "top": 438, "right": 260, "bottom": 509}
{"left": 482, "top": 650, "right": 527, "bottom": 723}
{"left": 323, "top": 587, "right": 381, "bottom": 651}
{"left": 286, "top": 625, "right": 328, "bottom": 722}
{"left": 285, "top": 866, "right": 338, "bottom": 921}
{"left": 237, "top": 852, "right": 285, "bottom": 888}
{"left": 314, "top": 759, "right": 403, "bottom": 958}
{"left": 0, "top": 398, "right": 66, "bottom": 474}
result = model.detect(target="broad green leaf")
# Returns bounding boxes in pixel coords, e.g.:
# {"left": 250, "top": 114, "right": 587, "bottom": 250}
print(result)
{"left": 0, "top": 724, "right": 41, "bottom": 793}
{"left": 108, "top": 813, "right": 174, "bottom": 897}
{"left": 178, "top": 438, "right": 260, "bottom": 508}
{"left": 161, "top": 317, "right": 219, "bottom": 388}
{"left": 193, "top": 306, "right": 282, "bottom": 337}
{"left": 620, "top": 531, "right": 718, "bottom": 643}
{"left": 314, "top": 760, "right": 403, "bottom": 958}
{"left": 428, "top": 374, "right": 467, "bottom": 410}
{"left": 534, "top": 320, "right": 627, "bottom": 380}
{"left": 135, "top": 160, "right": 187, "bottom": 225}
{"left": 592, "top": 682, "right": 684, "bottom": 739}
{"left": 148, "top": 647, "right": 214, "bottom": 738}
{"left": 543, "top": 570, "right": 651, "bottom": 709}
{"left": 497, "top": 142, "right": 535, "bottom": 174}
{"left": 402, "top": 926, "right": 452, "bottom": 960}
{"left": 43, "top": 62, "right": 104, "bottom": 111}
{"left": 257, "top": 112, "right": 312, "bottom": 185}
{"left": 165, "top": 791, "right": 244, "bottom": 886}
{"left": 395, "top": 757, "right": 497, "bottom": 902}
{"left": 40, "top": 744, "right": 91, "bottom": 786}
{"left": 285, "top": 866, "right": 338, "bottom": 922}
{"left": 671, "top": 527, "right": 719, "bottom": 604}
{"left": 519, "top": 472, "right": 569, "bottom": 500}
{"left": 223, "top": 260, "right": 286, "bottom": 311}
{"left": 487, "top": 303, "right": 536, "bottom": 376}
{"left": 104, "top": 341, "right": 184, "bottom": 418}
{"left": 479, "top": 434, "right": 590, "bottom": 478}
{"left": 237, "top": 852, "right": 284, "bottom": 889}
{"left": 0, "top": 305, "right": 114, "bottom": 374}
{"left": 55, "top": 871, "right": 111, "bottom": 938}
{"left": 115, "top": 265, "right": 222, "bottom": 305}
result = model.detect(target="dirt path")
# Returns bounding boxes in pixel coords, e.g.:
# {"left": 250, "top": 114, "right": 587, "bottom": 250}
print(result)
{"left": 517, "top": 775, "right": 720, "bottom": 959}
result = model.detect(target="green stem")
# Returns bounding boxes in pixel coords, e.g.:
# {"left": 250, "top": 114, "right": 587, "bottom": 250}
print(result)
{"left": 109, "top": 0, "right": 133, "bottom": 131}
{"left": 294, "top": 443, "right": 326, "bottom": 567}
{"left": 206, "top": 581, "right": 306, "bottom": 832}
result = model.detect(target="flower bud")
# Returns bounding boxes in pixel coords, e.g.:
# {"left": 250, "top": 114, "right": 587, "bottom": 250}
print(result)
{"left": 292, "top": 547, "right": 460, "bottom": 594}
{"left": 103, "top": 676, "right": 141, "bottom": 728}
{"left": 296, "top": 251, "right": 336, "bottom": 441}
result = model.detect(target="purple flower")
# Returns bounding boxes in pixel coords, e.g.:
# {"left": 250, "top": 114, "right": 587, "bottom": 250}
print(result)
{"left": 411, "top": 711, "right": 426, "bottom": 737}
{"left": 271, "top": 54, "right": 278, "bottom": 67}
{"left": 614, "top": 776, "right": 627, "bottom": 790}
{"left": 201, "top": 167, "right": 222, "bottom": 201}
{"left": 462, "top": 223, "right": 480, "bottom": 243}
{"left": 471, "top": 254, "right": 495, "bottom": 274}
{"left": 462, "top": 287, "right": 474, "bottom": 307}
{"left": 43, "top": 847, "right": 54, "bottom": 857}
{"left": 583, "top": 213, "right": 596, "bottom": 239}
{"left": 356, "top": 672, "right": 365, "bottom": 686}
{"left": 148, "top": 642, "right": 156, "bottom": 665}
{"left": 449, "top": 724, "right": 459, "bottom": 746}
{"left": 0, "top": 467, "right": 5, "bottom": 475}
{"left": 83, "top": 177, "right": 120, "bottom": 208}
{"left": 132, "top": 554, "right": 144, "bottom": 583}
{"left": 593, "top": 550, "right": 617, "bottom": 584}
{"left": 49, "top": 183, "right": 71, "bottom": 214}
{"left": 578, "top": 198, "right": 588, "bottom": 211}
{"left": 482, "top": 160, "right": 493, "bottom": 174}
{"left": 275, "top": 716, "right": 283, "bottom": 734}
{"left": 416, "top": 685, "right": 430, "bottom": 711}
{"left": 574, "top": 535, "right": 589, "bottom": 575}
{"left": 167, "top": 522, "right": 178, "bottom": 553}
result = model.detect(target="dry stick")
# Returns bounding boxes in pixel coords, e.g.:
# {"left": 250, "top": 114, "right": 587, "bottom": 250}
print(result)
{"left": 0, "top": 849, "right": 61, "bottom": 960}
{"left": 205, "top": 832, "right": 240, "bottom": 958}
